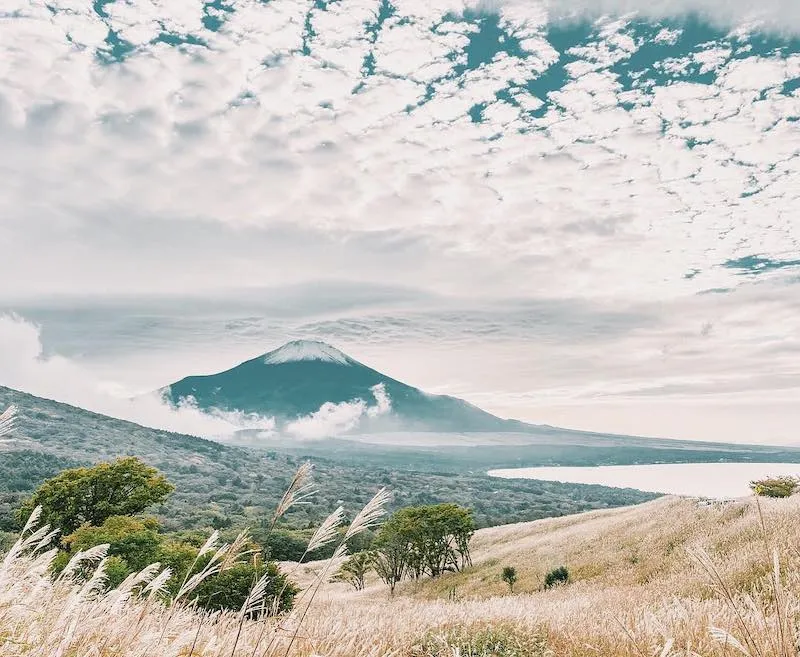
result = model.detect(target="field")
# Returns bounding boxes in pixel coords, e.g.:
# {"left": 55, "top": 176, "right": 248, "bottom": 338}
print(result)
{"left": 3, "top": 493, "right": 800, "bottom": 656}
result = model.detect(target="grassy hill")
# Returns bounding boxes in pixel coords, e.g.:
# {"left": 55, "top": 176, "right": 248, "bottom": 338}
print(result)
{"left": 4, "top": 492, "right": 799, "bottom": 656}
{"left": 303, "top": 494, "right": 800, "bottom": 656}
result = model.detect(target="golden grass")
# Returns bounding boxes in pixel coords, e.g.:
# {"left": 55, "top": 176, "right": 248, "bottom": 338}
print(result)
{"left": 3, "top": 494, "right": 800, "bottom": 656}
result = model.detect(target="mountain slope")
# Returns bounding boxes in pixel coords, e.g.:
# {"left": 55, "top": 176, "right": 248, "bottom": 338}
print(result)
{"left": 163, "top": 340, "right": 526, "bottom": 433}
{"left": 0, "top": 385, "right": 662, "bottom": 534}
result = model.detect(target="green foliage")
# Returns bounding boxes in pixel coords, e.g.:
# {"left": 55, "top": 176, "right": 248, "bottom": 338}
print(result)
{"left": 193, "top": 561, "right": 297, "bottom": 617}
{"left": 52, "top": 515, "right": 296, "bottom": 614}
{"left": 501, "top": 566, "right": 518, "bottom": 593}
{"left": 333, "top": 551, "right": 373, "bottom": 591}
{"left": 18, "top": 457, "right": 174, "bottom": 534}
{"left": 62, "top": 516, "right": 163, "bottom": 572}
{"left": 750, "top": 476, "right": 799, "bottom": 498}
{"left": 374, "top": 503, "right": 475, "bottom": 592}
{"left": 544, "top": 566, "right": 569, "bottom": 590}
{"left": 30, "top": 459, "right": 295, "bottom": 616}
{"left": 414, "top": 622, "right": 551, "bottom": 657}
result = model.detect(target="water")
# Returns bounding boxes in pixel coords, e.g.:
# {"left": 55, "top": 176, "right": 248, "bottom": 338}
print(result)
{"left": 488, "top": 463, "right": 800, "bottom": 499}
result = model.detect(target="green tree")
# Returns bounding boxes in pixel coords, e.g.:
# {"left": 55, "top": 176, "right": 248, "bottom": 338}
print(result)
{"left": 333, "top": 551, "right": 372, "bottom": 591}
{"left": 193, "top": 561, "right": 297, "bottom": 617}
{"left": 373, "top": 503, "right": 475, "bottom": 591}
{"left": 501, "top": 566, "right": 518, "bottom": 593}
{"left": 750, "top": 476, "right": 799, "bottom": 498}
{"left": 17, "top": 457, "right": 174, "bottom": 534}
{"left": 62, "top": 515, "right": 162, "bottom": 568}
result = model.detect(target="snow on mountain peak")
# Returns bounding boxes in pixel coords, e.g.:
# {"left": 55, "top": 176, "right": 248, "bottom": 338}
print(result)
{"left": 264, "top": 340, "right": 353, "bottom": 366}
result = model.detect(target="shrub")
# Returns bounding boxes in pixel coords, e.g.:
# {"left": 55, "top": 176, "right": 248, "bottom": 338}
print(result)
{"left": 501, "top": 566, "right": 518, "bottom": 593}
{"left": 414, "top": 622, "right": 550, "bottom": 657}
{"left": 192, "top": 561, "right": 297, "bottom": 617}
{"left": 750, "top": 476, "right": 799, "bottom": 498}
{"left": 544, "top": 566, "right": 569, "bottom": 589}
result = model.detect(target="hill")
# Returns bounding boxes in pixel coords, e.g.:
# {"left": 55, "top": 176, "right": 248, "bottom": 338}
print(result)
{"left": 298, "top": 494, "right": 800, "bottom": 656}
{"left": 0, "top": 385, "right": 659, "bottom": 535}
{"left": 5, "top": 491, "right": 799, "bottom": 656}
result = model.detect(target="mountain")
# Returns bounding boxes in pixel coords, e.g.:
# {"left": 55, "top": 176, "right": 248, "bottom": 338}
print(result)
{"left": 162, "top": 340, "right": 532, "bottom": 434}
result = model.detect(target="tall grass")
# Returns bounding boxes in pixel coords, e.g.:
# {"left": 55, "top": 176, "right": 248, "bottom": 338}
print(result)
{"left": 0, "top": 433, "right": 390, "bottom": 657}
{"left": 4, "top": 495, "right": 800, "bottom": 656}
{"left": 2, "top": 404, "right": 800, "bottom": 657}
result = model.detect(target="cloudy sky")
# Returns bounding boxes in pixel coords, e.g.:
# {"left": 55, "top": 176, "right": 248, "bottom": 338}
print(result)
{"left": 1, "top": 0, "right": 799, "bottom": 444}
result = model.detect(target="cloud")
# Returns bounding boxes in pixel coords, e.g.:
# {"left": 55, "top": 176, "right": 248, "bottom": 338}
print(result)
{"left": 285, "top": 384, "right": 392, "bottom": 439}
{"left": 1, "top": 0, "right": 799, "bottom": 305}
{"left": 0, "top": 314, "right": 276, "bottom": 438}
{"left": 1, "top": 0, "right": 799, "bottom": 445}
{"left": 543, "top": 0, "right": 800, "bottom": 33}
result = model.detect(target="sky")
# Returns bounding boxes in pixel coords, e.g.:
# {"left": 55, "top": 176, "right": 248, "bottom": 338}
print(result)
{"left": 0, "top": 0, "right": 799, "bottom": 444}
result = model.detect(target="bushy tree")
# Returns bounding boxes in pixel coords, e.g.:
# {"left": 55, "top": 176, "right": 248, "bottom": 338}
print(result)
{"left": 18, "top": 457, "right": 174, "bottom": 534}
{"left": 501, "top": 566, "right": 518, "bottom": 593}
{"left": 750, "top": 476, "right": 799, "bottom": 498}
{"left": 373, "top": 503, "right": 475, "bottom": 591}
{"left": 51, "top": 515, "right": 296, "bottom": 613}
{"left": 333, "top": 551, "right": 372, "bottom": 591}
{"left": 544, "top": 566, "right": 569, "bottom": 589}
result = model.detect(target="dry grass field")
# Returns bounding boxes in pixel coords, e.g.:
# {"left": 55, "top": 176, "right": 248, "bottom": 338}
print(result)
{"left": 3, "top": 491, "right": 800, "bottom": 656}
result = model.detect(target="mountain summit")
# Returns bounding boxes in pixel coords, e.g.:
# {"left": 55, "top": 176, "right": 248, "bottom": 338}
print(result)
{"left": 163, "top": 340, "right": 527, "bottom": 434}
{"left": 263, "top": 340, "right": 355, "bottom": 366}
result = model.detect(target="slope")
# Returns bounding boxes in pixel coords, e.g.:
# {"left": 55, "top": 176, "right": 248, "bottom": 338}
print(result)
{"left": 0, "top": 385, "right": 658, "bottom": 534}
{"left": 302, "top": 494, "right": 800, "bottom": 657}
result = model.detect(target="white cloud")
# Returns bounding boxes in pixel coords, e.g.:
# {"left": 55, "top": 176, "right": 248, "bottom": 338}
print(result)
{"left": 1, "top": 0, "right": 799, "bottom": 445}
{"left": 1, "top": 0, "right": 799, "bottom": 304}
{"left": 285, "top": 383, "right": 392, "bottom": 439}
{"left": 0, "top": 314, "right": 276, "bottom": 438}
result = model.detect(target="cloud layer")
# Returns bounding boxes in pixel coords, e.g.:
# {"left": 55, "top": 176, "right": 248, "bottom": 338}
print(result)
{"left": 1, "top": 0, "right": 798, "bottom": 444}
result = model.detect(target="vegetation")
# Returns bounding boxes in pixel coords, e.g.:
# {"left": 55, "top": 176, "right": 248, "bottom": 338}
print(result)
{"left": 414, "top": 621, "right": 550, "bottom": 657}
{"left": 749, "top": 475, "right": 799, "bottom": 498}
{"left": 501, "top": 566, "right": 518, "bottom": 593}
{"left": 5, "top": 496, "right": 800, "bottom": 656}
{"left": 371, "top": 504, "right": 474, "bottom": 593}
{"left": 333, "top": 551, "right": 373, "bottom": 591}
{"left": 17, "top": 457, "right": 174, "bottom": 534}
{"left": 0, "top": 386, "right": 661, "bottom": 536}
{"left": 543, "top": 566, "right": 569, "bottom": 590}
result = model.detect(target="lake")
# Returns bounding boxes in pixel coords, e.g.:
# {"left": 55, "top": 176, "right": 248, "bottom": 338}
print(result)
{"left": 488, "top": 462, "right": 800, "bottom": 499}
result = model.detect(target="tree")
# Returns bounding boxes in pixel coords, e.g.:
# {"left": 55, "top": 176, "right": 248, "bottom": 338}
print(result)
{"left": 750, "top": 476, "right": 799, "bottom": 498}
{"left": 17, "top": 457, "right": 174, "bottom": 534}
{"left": 501, "top": 566, "right": 517, "bottom": 593}
{"left": 333, "top": 551, "right": 372, "bottom": 591}
{"left": 373, "top": 503, "right": 475, "bottom": 592}
{"left": 544, "top": 566, "right": 569, "bottom": 589}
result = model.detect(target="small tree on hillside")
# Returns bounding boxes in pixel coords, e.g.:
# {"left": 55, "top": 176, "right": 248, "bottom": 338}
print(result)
{"left": 501, "top": 566, "right": 518, "bottom": 593}
{"left": 17, "top": 457, "right": 174, "bottom": 534}
{"left": 750, "top": 476, "right": 799, "bottom": 498}
{"left": 373, "top": 503, "right": 475, "bottom": 592}
{"left": 333, "top": 551, "right": 373, "bottom": 591}
{"left": 544, "top": 566, "right": 569, "bottom": 589}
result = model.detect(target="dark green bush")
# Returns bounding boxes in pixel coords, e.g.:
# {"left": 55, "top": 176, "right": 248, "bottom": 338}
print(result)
{"left": 544, "top": 566, "right": 569, "bottom": 589}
